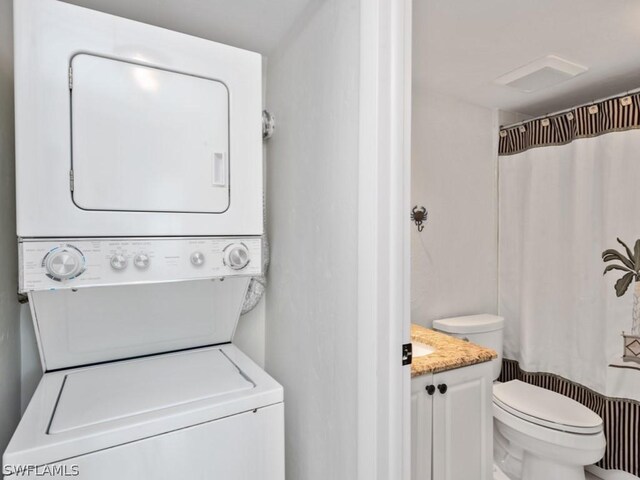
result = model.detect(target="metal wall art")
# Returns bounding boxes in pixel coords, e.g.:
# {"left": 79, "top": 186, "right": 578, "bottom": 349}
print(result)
{"left": 411, "top": 206, "right": 428, "bottom": 232}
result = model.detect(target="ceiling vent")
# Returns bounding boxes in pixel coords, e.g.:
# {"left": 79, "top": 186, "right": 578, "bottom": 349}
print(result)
{"left": 494, "top": 55, "right": 588, "bottom": 93}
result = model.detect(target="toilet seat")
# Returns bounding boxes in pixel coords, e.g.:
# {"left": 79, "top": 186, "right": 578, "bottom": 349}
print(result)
{"left": 493, "top": 380, "right": 602, "bottom": 435}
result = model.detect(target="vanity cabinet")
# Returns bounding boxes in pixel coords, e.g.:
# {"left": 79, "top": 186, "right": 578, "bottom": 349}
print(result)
{"left": 411, "top": 361, "right": 493, "bottom": 480}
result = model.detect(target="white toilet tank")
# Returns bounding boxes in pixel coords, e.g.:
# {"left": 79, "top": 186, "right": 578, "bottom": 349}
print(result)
{"left": 432, "top": 314, "right": 504, "bottom": 380}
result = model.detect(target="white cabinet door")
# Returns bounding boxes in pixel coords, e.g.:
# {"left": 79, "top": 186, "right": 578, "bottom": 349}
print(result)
{"left": 431, "top": 362, "right": 493, "bottom": 480}
{"left": 411, "top": 374, "right": 433, "bottom": 480}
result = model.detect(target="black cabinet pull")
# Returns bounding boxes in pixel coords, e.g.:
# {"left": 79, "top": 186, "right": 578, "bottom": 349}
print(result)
{"left": 425, "top": 385, "right": 436, "bottom": 395}
{"left": 437, "top": 384, "right": 447, "bottom": 394}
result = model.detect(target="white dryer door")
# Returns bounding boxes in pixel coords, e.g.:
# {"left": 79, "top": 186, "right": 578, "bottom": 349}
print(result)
{"left": 71, "top": 54, "right": 230, "bottom": 213}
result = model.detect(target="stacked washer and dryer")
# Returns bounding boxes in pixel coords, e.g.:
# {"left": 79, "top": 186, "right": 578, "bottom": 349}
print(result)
{"left": 3, "top": 0, "right": 284, "bottom": 478}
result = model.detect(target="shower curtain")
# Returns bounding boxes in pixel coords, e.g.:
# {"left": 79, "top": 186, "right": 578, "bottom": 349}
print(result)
{"left": 498, "top": 95, "right": 640, "bottom": 476}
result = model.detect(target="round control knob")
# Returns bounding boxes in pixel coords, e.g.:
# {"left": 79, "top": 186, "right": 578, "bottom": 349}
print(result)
{"left": 190, "top": 251, "right": 205, "bottom": 267}
{"left": 44, "top": 246, "right": 85, "bottom": 281}
{"left": 133, "top": 253, "right": 150, "bottom": 270}
{"left": 110, "top": 254, "right": 128, "bottom": 271}
{"left": 223, "top": 244, "right": 250, "bottom": 270}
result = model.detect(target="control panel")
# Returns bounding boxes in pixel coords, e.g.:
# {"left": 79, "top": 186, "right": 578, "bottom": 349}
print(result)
{"left": 19, "top": 237, "right": 262, "bottom": 293}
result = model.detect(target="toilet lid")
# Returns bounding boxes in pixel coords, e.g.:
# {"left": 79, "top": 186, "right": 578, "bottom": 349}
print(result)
{"left": 432, "top": 314, "right": 504, "bottom": 334}
{"left": 493, "top": 380, "right": 603, "bottom": 434}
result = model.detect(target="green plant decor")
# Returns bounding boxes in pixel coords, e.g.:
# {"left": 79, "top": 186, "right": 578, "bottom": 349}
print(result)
{"left": 603, "top": 238, "right": 640, "bottom": 336}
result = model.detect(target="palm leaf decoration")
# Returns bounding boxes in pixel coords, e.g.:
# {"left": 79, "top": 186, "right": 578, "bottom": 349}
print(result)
{"left": 603, "top": 238, "right": 640, "bottom": 297}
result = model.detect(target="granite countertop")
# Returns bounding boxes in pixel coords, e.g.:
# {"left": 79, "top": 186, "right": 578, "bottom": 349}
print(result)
{"left": 411, "top": 324, "right": 497, "bottom": 377}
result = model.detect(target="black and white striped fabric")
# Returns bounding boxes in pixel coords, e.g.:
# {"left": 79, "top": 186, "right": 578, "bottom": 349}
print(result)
{"left": 499, "top": 92, "right": 640, "bottom": 156}
{"left": 499, "top": 359, "right": 640, "bottom": 476}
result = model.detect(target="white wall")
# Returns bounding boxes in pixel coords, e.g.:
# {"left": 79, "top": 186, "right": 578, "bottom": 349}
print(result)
{"left": 0, "top": 0, "right": 22, "bottom": 455}
{"left": 264, "top": 0, "right": 360, "bottom": 478}
{"left": 19, "top": 306, "right": 40, "bottom": 414}
{"left": 234, "top": 299, "right": 265, "bottom": 366}
{"left": 411, "top": 88, "right": 498, "bottom": 325}
{"left": 498, "top": 110, "right": 531, "bottom": 128}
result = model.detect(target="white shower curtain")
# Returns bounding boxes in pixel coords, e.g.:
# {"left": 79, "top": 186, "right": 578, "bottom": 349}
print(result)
{"left": 499, "top": 128, "right": 640, "bottom": 396}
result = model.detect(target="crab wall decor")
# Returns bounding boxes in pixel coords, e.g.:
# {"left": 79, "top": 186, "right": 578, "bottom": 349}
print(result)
{"left": 411, "top": 206, "right": 428, "bottom": 232}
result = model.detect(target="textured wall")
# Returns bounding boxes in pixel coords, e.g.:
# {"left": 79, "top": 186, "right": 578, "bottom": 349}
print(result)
{"left": 0, "top": 0, "right": 22, "bottom": 456}
{"left": 265, "top": 1, "right": 360, "bottom": 478}
{"left": 411, "top": 88, "right": 498, "bottom": 325}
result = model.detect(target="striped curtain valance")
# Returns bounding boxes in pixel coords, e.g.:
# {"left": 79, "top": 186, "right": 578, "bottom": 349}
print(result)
{"left": 499, "top": 91, "right": 640, "bottom": 156}
{"left": 499, "top": 359, "right": 640, "bottom": 477}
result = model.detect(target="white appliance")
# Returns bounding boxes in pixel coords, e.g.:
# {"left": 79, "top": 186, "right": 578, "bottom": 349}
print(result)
{"left": 4, "top": 1, "right": 283, "bottom": 478}
{"left": 4, "top": 280, "right": 284, "bottom": 479}
{"left": 14, "top": 0, "right": 262, "bottom": 238}
{"left": 13, "top": 0, "right": 265, "bottom": 291}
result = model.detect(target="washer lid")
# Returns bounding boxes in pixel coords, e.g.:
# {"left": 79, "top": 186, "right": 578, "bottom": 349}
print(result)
{"left": 4, "top": 345, "right": 283, "bottom": 467}
{"left": 493, "top": 380, "right": 603, "bottom": 434}
{"left": 432, "top": 314, "right": 504, "bottom": 334}
{"left": 49, "top": 348, "right": 253, "bottom": 434}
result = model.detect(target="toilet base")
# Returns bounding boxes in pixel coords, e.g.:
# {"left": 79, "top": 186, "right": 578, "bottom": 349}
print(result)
{"left": 493, "top": 398, "right": 605, "bottom": 480}
{"left": 494, "top": 425, "right": 523, "bottom": 478}
{"left": 493, "top": 413, "right": 604, "bottom": 480}
{"left": 494, "top": 461, "right": 590, "bottom": 480}
{"left": 521, "top": 452, "right": 586, "bottom": 480}
{"left": 493, "top": 463, "right": 512, "bottom": 480}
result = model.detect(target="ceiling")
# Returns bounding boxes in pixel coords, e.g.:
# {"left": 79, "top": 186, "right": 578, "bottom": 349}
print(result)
{"left": 60, "top": 0, "right": 316, "bottom": 55}
{"left": 413, "top": 0, "right": 640, "bottom": 116}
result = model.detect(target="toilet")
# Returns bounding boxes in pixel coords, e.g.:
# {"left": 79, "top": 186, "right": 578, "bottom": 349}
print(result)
{"left": 432, "top": 314, "right": 606, "bottom": 480}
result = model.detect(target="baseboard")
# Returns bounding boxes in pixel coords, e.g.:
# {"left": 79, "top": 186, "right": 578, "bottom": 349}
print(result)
{"left": 587, "top": 465, "right": 639, "bottom": 480}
